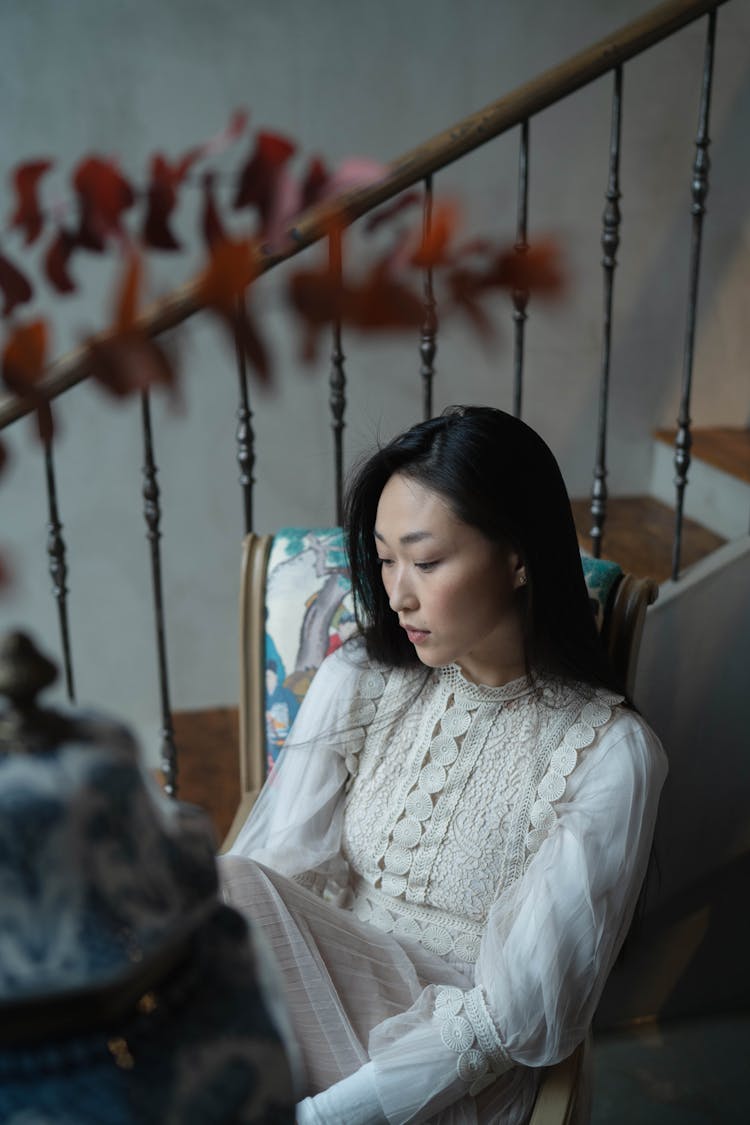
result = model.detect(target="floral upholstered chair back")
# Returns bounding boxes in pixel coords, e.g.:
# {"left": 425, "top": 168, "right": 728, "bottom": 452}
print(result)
{"left": 262, "top": 529, "right": 355, "bottom": 772}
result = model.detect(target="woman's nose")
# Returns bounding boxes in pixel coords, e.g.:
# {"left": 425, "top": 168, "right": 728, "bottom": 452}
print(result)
{"left": 387, "top": 567, "right": 419, "bottom": 613}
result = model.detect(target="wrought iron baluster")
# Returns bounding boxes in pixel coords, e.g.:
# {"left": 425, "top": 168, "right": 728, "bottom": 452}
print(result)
{"left": 140, "top": 391, "right": 177, "bottom": 797}
{"left": 672, "top": 9, "right": 716, "bottom": 582}
{"left": 420, "top": 174, "right": 438, "bottom": 420}
{"left": 589, "top": 65, "right": 623, "bottom": 559}
{"left": 42, "top": 437, "right": 75, "bottom": 702}
{"left": 329, "top": 230, "right": 346, "bottom": 525}
{"left": 234, "top": 297, "right": 255, "bottom": 536}
{"left": 512, "top": 120, "right": 530, "bottom": 420}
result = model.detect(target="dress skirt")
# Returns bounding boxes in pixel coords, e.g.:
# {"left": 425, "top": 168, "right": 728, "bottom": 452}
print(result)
{"left": 219, "top": 855, "right": 541, "bottom": 1124}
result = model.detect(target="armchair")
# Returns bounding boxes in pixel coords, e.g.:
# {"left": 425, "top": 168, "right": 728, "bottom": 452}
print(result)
{"left": 225, "top": 526, "right": 659, "bottom": 1125}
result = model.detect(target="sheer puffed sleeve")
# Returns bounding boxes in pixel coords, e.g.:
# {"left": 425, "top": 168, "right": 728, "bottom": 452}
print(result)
{"left": 361, "top": 709, "right": 667, "bottom": 1124}
{"left": 228, "top": 640, "right": 384, "bottom": 890}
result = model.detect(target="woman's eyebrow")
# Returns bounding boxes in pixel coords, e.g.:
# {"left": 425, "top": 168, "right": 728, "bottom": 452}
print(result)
{"left": 374, "top": 529, "right": 434, "bottom": 545}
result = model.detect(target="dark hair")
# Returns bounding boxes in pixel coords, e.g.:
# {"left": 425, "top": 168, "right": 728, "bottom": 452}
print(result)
{"left": 344, "top": 405, "right": 622, "bottom": 694}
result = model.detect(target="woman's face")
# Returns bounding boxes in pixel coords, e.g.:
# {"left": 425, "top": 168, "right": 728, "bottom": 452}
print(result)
{"left": 374, "top": 473, "right": 526, "bottom": 686}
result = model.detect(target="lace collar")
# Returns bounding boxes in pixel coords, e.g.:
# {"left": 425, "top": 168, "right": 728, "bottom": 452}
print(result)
{"left": 437, "top": 663, "right": 535, "bottom": 703}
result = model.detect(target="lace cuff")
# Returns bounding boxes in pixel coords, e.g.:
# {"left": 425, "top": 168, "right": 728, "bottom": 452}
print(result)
{"left": 434, "top": 985, "right": 513, "bottom": 1096}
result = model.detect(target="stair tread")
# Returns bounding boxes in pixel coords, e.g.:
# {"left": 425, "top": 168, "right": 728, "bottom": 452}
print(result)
{"left": 654, "top": 427, "right": 750, "bottom": 485}
{"left": 572, "top": 496, "right": 726, "bottom": 583}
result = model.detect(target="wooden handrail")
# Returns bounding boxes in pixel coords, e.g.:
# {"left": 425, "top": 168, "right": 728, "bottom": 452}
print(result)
{"left": 0, "top": 0, "right": 727, "bottom": 430}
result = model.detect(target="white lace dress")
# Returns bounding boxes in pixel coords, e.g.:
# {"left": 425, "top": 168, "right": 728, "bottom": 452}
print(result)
{"left": 222, "top": 640, "right": 667, "bottom": 1124}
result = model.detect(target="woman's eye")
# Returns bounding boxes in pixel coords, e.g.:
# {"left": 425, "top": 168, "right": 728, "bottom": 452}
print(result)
{"left": 415, "top": 561, "right": 438, "bottom": 572}
{"left": 377, "top": 557, "right": 393, "bottom": 568}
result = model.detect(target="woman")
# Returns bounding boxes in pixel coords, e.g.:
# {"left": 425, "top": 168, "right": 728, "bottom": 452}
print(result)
{"left": 222, "top": 406, "right": 667, "bottom": 1124}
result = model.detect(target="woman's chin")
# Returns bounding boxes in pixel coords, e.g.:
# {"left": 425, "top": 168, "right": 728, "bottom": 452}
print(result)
{"left": 413, "top": 647, "right": 449, "bottom": 670}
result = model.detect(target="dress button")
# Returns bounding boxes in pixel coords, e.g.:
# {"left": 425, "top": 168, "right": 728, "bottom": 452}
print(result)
{"left": 440, "top": 1014, "right": 473, "bottom": 1051}
{"left": 435, "top": 987, "right": 464, "bottom": 1015}
{"left": 405, "top": 790, "right": 433, "bottom": 821}
{"left": 423, "top": 924, "right": 454, "bottom": 956}
{"left": 440, "top": 707, "right": 471, "bottom": 737}
{"left": 384, "top": 845, "right": 412, "bottom": 875}
{"left": 581, "top": 700, "right": 610, "bottom": 726}
{"left": 394, "top": 915, "right": 421, "bottom": 939}
{"left": 530, "top": 799, "right": 555, "bottom": 831}
{"left": 392, "top": 817, "right": 422, "bottom": 848}
{"left": 429, "top": 733, "right": 459, "bottom": 765}
{"left": 418, "top": 762, "right": 446, "bottom": 794}
{"left": 551, "top": 744, "right": 578, "bottom": 774}
{"left": 538, "top": 770, "right": 566, "bottom": 802}
{"left": 458, "top": 1049, "right": 488, "bottom": 1082}
{"left": 381, "top": 872, "right": 408, "bottom": 897}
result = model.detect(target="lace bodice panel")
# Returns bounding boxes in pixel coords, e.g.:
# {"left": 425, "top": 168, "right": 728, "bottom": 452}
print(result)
{"left": 341, "top": 664, "right": 621, "bottom": 960}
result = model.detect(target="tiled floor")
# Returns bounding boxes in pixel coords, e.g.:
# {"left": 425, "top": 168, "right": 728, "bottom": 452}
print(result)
{"left": 591, "top": 1013, "right": 750, "bottom": 1123}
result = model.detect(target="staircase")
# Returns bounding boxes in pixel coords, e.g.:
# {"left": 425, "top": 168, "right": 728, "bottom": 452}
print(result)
{"left": 572, "top": 427, "right": 750, "bottom": 583}
{"left": 650, "top": 427, "right": 750, "bottom": 542}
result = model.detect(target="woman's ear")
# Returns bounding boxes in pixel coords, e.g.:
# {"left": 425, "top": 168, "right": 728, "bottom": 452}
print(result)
{"left": 510, "top": 552, "right": 527, "bottom": 590}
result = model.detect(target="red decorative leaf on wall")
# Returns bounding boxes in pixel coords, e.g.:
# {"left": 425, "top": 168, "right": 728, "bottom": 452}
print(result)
{"left": 86, "top": 250, "right": 176, "bottom": 398}
{"left": 323, "top": 156, "right": 387, "bottom": 200}
{"left": 234, "top": 131, "right": 296, "bottom": 231}
{"left": 197, "top": 237, "right": 270, "bottom": 381}
{"left": 287, "top": 266, "right": 338, "bottom": 331}
{"left": 89, "top": 333, "right": 176, "bottom": 398}
{"left": 141, "top": 152, "right": 198, "bottom": 251}
{"left": 301, "top": 157, "right": 330, "bottom": 210}
{"left": 9, "top": 159, "right": 54, "bottom": 245}
{"left": 446, "top": 267, "right": 496, "bottom": 340}
{"left": 73, "top": 156, "right": 134, "bottom": 249}
{"left": 0, "top": 252, "right": 34, "bottom": 317}
{"left": 288, "top": 253, "right": 422, "bottom": 361}
{"left": 197, "top": 235, "right": 258, "bottom": 312}
{"left": 1, "top": 319, "right": 48, "bottom": 394}
{"left": 410, "top": 201, "right": 459, "bottom": 268}
{"left": 343, "top": 263, "right": 423, "bottom": 331}
{"left": 193, "top": 108, "right": 249, "bottom": 159}
{"left": 445, "top": 238, "right": 564, "bottom": 337}
{"left": 482, "top": 239, "right": 565, "bottom": 295}
{"left": 142, "top": 110, "right": 249, "bottom": 250}
{"left": 44, "top": 228, "right": 78, "bottom": 293}
{"left": 114, "top": 249, "right": 142, "bottom": 331}
{"left": 228, "top": 296, "right": 270, "bottom": 383}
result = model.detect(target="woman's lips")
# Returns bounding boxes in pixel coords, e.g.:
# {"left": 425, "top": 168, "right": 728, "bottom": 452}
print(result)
{"left": 403, "top": 626, "right": 430, "bottom": 645}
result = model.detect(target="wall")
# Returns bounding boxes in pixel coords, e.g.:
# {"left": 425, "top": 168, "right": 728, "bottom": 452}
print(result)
{"left": 1, "top": 0, "right": 749, "bottom": 761}
{"left": 597, "top": 537, "right": 750, "bottom": 1024}
{"left": 636, "top": 537, "right": 750, "bottom": 897}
